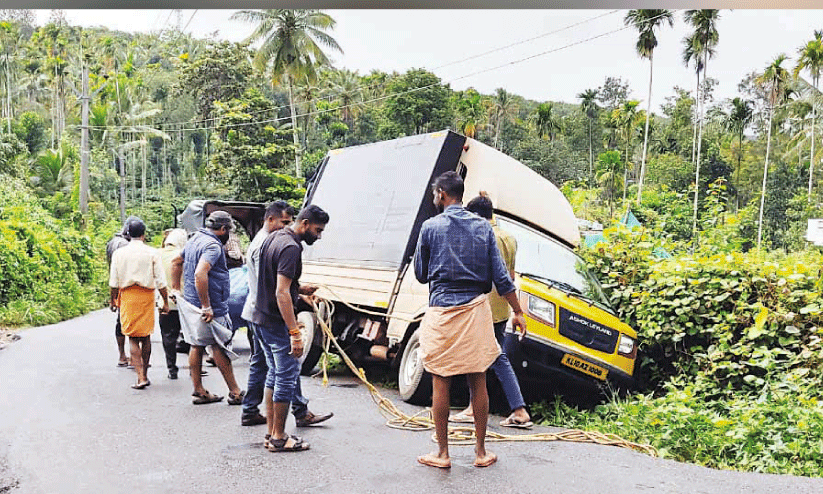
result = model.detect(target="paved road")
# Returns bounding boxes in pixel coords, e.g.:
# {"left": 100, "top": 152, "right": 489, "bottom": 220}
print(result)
{"left": 2, "top": 310, "right": 823, "bottom": 494}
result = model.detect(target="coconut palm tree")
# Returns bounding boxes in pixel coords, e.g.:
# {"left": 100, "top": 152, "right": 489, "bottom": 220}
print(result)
{"left": 794, "top": 30, "right": 823, "bottom": 200}
{"left": 756, "top": 54, "right": 791, "bottom": 250}
{"left": 231, "top": 9, "right": 342, "bottom": 178}
{"left": 491, "top": 88, "right": 517, "bottom": 150}
{"left": 724, "top": 97, "right": 753, "bottom": 211}
{"left": 577, "top": 88, "right": 599, "bottom": 179}
{"left": 684, "top": 9, "right": 720, "bottom": 244}
{"left": 327, "top": 68, "right": 362, "bottom": 128}
{"left": 624, "top": 9, "right": 674, "bottom": 204}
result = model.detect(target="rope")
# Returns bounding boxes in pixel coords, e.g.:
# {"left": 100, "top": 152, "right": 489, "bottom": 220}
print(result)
{"left": 309, "top": 297, "right": 657, "bottom": 457}
{"left": 314, "top": 283, "right": 423, "bottom": 324}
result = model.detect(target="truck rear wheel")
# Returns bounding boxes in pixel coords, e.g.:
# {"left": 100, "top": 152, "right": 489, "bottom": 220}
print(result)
{"left": 398, "top": 330, "right": 432, "bottom": 405}
{"left": 297, "top": 311, "right": 323, "bottom": 376}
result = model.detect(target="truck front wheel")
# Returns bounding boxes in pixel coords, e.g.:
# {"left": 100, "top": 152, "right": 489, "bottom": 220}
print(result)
{"left": 398, "top": 330, "right": 432, "bottom": 405}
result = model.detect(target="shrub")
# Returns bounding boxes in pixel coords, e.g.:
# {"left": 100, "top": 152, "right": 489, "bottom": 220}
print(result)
{"left": 0, "top": 176, "right": 105, "bottom": 326}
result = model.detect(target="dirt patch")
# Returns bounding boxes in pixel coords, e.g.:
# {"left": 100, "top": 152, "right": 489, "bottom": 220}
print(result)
{"left": 0, "top": 329, "right": 21, "bottom": 351}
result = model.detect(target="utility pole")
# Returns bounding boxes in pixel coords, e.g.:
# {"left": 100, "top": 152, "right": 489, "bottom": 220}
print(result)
{"left": 79, "top": 64, "right": 90, "bottom": 215}
{"left": 74, "top": 59, "right": 106, "bottom": 215}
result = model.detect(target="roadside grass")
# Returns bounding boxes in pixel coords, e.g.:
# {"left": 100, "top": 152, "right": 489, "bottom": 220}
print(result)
{"left": 531, "top": 386, "right": 823, "bottom": 477}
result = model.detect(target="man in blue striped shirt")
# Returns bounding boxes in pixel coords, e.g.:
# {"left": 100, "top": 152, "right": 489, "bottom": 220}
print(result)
{"left": 413, "top": 171, "right": 527, "bottom": 469}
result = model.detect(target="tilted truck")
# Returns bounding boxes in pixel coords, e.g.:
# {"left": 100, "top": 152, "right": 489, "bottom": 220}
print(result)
{"left": 290, "top": 130, "right": 639, "bottom": 404}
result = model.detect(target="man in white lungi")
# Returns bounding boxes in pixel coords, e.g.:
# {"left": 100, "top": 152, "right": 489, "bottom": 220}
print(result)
{"left": 413, "top": 171, "right": 527, "bottom": 469}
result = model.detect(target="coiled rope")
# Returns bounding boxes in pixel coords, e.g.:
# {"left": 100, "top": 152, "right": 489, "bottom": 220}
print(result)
{"left": 309, "top": 295, "right": 657, "bottom": 457}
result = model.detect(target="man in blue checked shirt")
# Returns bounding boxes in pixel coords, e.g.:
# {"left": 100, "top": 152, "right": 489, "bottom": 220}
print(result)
{"left": 413, "top": 171, "right": 527, "bottom": 469}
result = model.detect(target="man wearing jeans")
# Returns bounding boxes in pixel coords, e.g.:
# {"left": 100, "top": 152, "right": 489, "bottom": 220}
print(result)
{"left": 240, "top": 201, "right": 333, "bottom": 428}
{"left": 450, "top": 193, "right": 532, "bottom": 428}
{"left": 251, "top": 205, "right": 330, "bottom": 452}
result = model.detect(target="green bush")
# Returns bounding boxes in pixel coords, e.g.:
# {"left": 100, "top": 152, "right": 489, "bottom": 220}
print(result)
{"left": 0, "top": 176, "right": 105, "bottom": 326}
{"left": 538, "top": 386, "right": 823, "bottom": 477}
{"left": 583, "top": 227, "right": 823, "bottom": 398}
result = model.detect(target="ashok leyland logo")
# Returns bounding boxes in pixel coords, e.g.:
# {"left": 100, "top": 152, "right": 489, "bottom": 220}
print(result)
{"left": 568, "top": 314, "right": 613, "bottom": 337}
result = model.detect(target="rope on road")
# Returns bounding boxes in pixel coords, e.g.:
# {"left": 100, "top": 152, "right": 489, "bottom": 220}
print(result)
{"left": 310, "top": 296, "right": 658, "bottom": 457}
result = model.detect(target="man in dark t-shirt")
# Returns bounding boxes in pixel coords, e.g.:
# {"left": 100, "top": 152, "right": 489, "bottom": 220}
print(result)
{"left": 251, "top": 204, "right": 329, "bottom": 452}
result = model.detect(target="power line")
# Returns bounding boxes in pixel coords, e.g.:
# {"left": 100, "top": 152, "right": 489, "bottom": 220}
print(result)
{"left": 70, "top": 10, "right": 675, "bottom": 133}
{"left": 89, "top": 10, "right": 622, "bottom": 131}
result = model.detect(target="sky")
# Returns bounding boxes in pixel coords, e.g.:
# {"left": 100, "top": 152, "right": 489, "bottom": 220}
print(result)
{"left": 31, "top": 9, "right": 823, "bottom": 114}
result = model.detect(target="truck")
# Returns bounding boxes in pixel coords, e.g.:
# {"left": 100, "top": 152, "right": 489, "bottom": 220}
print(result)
{"left": 189, "top": 130, "right": 638, "bottom": 404}
{"left": 293, "top": 130, "right": 639, "bottom": 404}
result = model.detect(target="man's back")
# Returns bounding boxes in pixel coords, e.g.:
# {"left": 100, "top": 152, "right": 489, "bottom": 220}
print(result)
{"left": 414, "top": 204, "right": 514, "bottom": 308}
{"left": 181, "top": 229, "right": 230, "bottom": 317}
{"left": 109, "top": 240, "right": 165, "bottom": 291}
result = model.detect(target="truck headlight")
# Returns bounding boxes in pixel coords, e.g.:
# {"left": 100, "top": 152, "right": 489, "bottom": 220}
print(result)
{"left": 522, "top": 292, "right": 556, "bottom": 327}
{"left": 618, "top": 334, "right": 636, "bottom": 357}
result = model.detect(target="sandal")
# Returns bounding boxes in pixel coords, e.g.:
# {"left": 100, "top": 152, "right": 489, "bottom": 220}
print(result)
{"left": 266, "top": 435, "right": 310, "bottom": 452}
{"left": 131, "top": 381, "right": 150, "bottom": 390}
{"left": 227, "top": 390, "right": 246, "bottom": 406}
{"left": 192, "top": 391, "right": 224, "bottom": 405}
{"left": 448, "top": 410, "right": 474, "bottom": 423}
{"left": 499, "top": 416, "right": 533, "bottom": 429}
{"left": 117, "top": 359, "right": 129, "bottom": 367}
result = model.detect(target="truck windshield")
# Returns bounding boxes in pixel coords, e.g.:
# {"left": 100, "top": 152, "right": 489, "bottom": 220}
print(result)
{"left": 496, "top": 216, "right": 614, "bottom": 314}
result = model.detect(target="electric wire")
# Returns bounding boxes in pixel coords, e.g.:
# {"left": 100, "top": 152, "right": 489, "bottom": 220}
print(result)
{"left": 66, "top": 9, "right": 628, "bottom": 132}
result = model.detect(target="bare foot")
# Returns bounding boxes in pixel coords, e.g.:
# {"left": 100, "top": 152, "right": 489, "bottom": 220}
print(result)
{"left": 474, "top": 451, "right": 497, "bottom": 468}
{"left": 417, "top": 453, "right": 451, "bottom": 469}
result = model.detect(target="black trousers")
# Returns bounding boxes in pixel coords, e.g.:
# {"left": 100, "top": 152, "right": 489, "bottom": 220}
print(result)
{"left": 159, "top": 310, "right": 181, "bottom": 371}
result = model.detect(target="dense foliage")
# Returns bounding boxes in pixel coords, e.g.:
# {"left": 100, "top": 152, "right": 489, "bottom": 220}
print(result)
{"left": 3, "top": 9, "right": 823, "bottom": 477}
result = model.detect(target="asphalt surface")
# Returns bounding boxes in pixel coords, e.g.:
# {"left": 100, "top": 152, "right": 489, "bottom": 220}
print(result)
{"left": 2, "top": 309, "right": 823, "bottom": 494}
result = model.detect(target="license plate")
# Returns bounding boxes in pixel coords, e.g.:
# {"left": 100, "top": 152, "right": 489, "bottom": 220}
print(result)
{"left": 561, "top": 354, "right": 608, "bottom": 381}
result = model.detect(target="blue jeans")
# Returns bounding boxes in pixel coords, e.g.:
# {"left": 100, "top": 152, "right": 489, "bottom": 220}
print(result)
{"left": 244, "top": 321, "right": 308, "bottom": 410}
{"left": 488, "top": 320, "right": 526, "bottom": 412}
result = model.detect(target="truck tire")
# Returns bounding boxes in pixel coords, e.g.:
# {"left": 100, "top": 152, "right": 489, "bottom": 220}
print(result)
{"left": 398, "top": 330, "right": 432, "bottom": 405}
{"left": 297, "top": 311, "right": 323, "bottom": 376}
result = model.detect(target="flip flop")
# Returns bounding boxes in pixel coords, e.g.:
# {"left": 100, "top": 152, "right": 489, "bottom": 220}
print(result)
{"left": 192, "top": 391, "right": 224, "bottom": 405}
{"left": 267, "top": 435, "right": 310, "bottom": 452}
{"left": 131, "top": 381, "right": 150, "bottom": 390}
{"left": 448, "top": 411, "right": 474, "bottom": 423}
{"left": 499, "top": 416, "right": 533, "bottom": 429}
{"left": 474, "top": 453, "right": 498, "bottom": 468}
{"left": 417, "top": 454, "right": 451, "bottom": 469}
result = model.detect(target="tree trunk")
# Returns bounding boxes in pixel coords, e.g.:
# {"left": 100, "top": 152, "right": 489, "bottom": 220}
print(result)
{"left": 691, "top": 53, "right": 708, "bottom": 247}
{"left": 758, "top": 106, "right": 775, "bottom": 251}
{"left": 494, "top": 111, "right": 502, "bottom": 150}
{"left": 141, "top": 141, "right": 146, "bottom": 206}
{"left": 287, "top": 74, "right": 302, "bottom": 178}
{"left": 735, "top": 129, "right": 743, "bottom": 213}
{"left": 622, "top": 144, "right": 629, "bottom": 212}
{"left": 637, "top": 52, "right": 654, "bottom": 204}
{"left": 808, "top": 74, "right": 817, "bottom": 201}
{"left": 691, "top": 69, "right": 700, "bottom": 166}
{"left": 5, "top": 55, "right": 12, "bottom": 134}
{"left": 588, "top": 118, "right": 593, "bottom": 180}
{"left": 118, "top": 149, "right": 126, "bottom": 223}
{"left": 79, "top": 64, "right": 90, "bottom": 214}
